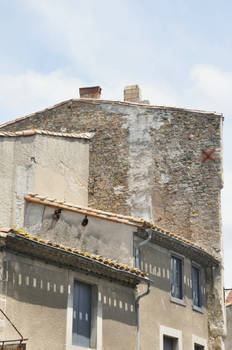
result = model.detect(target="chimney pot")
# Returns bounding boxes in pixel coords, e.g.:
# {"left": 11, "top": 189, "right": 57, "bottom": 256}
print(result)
{"left": 79, "top": 86, "right": 101, "bottom": 99}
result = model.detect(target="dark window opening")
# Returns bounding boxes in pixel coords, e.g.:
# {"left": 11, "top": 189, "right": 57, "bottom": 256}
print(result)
{"left": 194, "top": 344, "right": 204, "bottom": 350}
{"left": 163, "top": 335, "right": 178, "bottom": 350}
{"left": 171, "top": 256, "right": 183, "bottom": 300}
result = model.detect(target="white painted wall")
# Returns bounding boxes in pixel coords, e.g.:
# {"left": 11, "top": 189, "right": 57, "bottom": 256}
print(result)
{"left": 0, "top": 135, "right": 89, "bottom": 227}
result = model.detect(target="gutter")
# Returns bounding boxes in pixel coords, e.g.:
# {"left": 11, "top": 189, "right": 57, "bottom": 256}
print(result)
{"left": 134, "top": 229, "right": 152, "bottom": 350}
{"left": 135, "top": 228, "right": 152, "bottom": 269}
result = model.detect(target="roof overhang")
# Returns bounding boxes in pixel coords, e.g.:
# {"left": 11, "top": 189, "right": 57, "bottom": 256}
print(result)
{"left": 25, "top": 194, "right": 221, "bottom": 267}
{"left": 0, "top": 229, "right": 149, "bottom": 287}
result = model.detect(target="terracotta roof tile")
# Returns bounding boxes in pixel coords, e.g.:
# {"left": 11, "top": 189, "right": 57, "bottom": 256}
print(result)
{"left": 25, "top": 194, "right": 220, "bottom": 265}
{"left": 0, "top": 129, "right": 93, "bottom": 139}
{"left": 226, "top": 290, "right": 232, "bottom": 306}
{"left": 0, "top": 227, "right": 147, "bottom": 279}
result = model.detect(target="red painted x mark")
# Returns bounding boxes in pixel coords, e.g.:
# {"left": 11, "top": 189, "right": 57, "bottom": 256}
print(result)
{"left": 202, "top": 148, "right": 215, "bottom": 162}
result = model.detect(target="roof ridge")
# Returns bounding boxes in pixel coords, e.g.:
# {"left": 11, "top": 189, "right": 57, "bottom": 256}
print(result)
{"left": 0, "top": 98, "right": 222, "bottom": 130}
{"left": 0, "top": 129, "right": 93, "bottom": 139}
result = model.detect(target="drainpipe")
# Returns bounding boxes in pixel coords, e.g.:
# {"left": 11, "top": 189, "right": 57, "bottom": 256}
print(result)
{"left": 136, "top": 281, "right": 151, "bottom": 350}
{"left": 135, "top": 228, "right": 152, "bottom": 350}
{"left": 135, "top": 228, "right": 152, "bottom": 269}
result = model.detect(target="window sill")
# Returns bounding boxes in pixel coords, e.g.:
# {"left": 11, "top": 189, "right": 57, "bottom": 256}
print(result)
{"left": 170, "top": 296, "right": 186, "bottom": 307}
{"left": 192, "top": 305, "right": 204, "bottom": 314}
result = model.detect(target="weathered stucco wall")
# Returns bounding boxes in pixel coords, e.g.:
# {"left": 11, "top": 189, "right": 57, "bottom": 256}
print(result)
{"left": 0, "top": 251, "right": 137, "bottom": 350}
{"left": 24, "top": 202, "right": 135, "bottom": 266}
{"left": 137, "top": 239, "right": 209, "bottom": 349}
{"left": 0, "top": 134, "right": 89, "bottom": 228}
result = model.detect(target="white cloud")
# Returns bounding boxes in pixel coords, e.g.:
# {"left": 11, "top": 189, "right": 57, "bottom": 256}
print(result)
{"left": 0, "top": 70, "right": 86, "bottom": 122}
{"left": 188, "top": 64, "right": 232, "bottom": 115}
{"left": 19, "top": 0, "right": 157, "bottom": 84}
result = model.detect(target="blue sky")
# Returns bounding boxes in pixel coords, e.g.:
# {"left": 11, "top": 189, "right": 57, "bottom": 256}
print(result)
{"left": 1, "top": 0, "right": 232, "bottom": 286}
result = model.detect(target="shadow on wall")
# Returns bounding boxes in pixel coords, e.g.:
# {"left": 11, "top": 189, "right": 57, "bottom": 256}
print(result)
{"left": 4, "top": 257, "right": 136, "bottom": 326}
{"left": 101, "top": 287, "right": 136, "bottom": 326}
{"left": 139, "top": 251, "right": 206, "bottom": 308}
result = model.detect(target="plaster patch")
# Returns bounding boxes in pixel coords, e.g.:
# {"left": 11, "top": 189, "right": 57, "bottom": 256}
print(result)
{"left": 113, "top": 185, "right": 125, "bottom": 195}
{"left": 118, "top": 107, "right": 172, "bottom": 221}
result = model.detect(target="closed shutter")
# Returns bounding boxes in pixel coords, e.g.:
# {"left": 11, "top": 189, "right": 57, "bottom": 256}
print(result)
{"left": 171, "top": 256, "right": 182, "bottom": 299}
{"left": 73, "top": 281, "right": 92, "bottom": 347}
{"left": 192, "top": 266, "right": 201, "bottom": 307}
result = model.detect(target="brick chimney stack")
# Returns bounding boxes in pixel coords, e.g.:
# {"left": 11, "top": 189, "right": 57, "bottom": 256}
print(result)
{"left": 124, "top": 85, "right": 141, "bottom": 103}
{"left": 79, "top": 86, "right": 101, "bottom": 99}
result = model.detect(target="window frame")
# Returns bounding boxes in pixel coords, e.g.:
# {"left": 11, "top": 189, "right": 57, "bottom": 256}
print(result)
{"left": 160, "top": 325, "right": 182, "bottom": 350}
{"left": 66, "top": 272, "right": 101, "bottom": 350}
{"left": 191, "top": 262, "right": 203, "bottom": 312}
{"left": 192, "top": 335, "right": 207, "bottom": 350}
{"left": 170, "top": 253, "right": 184, "bottom": 304}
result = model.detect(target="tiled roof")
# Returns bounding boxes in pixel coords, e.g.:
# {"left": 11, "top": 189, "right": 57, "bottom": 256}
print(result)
{"left": 0, "top": 98, "right": 222, "bottom": 130}
{"left": 0, "top": 227, "right": 148, "bottom": 282}
{"left": 226, "top": 290, "right": 232, "bottom": 306}
{"left": 25, "top": 194, "right": 220, "bottom": 266}
{"left": 0, "top": 129, "right": 93, "bottom": 139}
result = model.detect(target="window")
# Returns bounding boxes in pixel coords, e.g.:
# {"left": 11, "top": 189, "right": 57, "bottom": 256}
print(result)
{"left": 72, "top": 280, "right": 92, "bottom": 347}
{"left": 192, "top": 335, "right": 207, "bottom": 350}
{"left": 171, "top": 256, "right": 183, "bottom": 300}
{"left": 192, "top": 265, "right": 202, "bottom": 309}
{"left": 194, "top": 345, "right": 204, "bottom": 350}
{"left": 160, "top": 326, "right": 182, "bottom": 350}
{"left": 163, "top": 336, "right": 178, "bottom": 350}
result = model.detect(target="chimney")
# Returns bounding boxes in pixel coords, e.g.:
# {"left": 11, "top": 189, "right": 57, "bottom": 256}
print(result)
{"left": 124, "top": 85, "right": 141, "bottom": 103}
{"left": 79, "top": 86, "right": 101, "bottom": 99}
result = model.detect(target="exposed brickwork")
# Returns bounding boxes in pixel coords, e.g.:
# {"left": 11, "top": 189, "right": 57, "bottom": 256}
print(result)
{"left": 124, "top": 85, "right": 141, "bottom": 102}
{"left": 79, "top": 86, "right": 101, "bottom": 99}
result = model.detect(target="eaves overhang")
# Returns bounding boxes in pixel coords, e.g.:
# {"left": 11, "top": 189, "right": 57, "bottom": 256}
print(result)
{"left": 0, "top": 229, "right": 149, "bottom": 288}
{"left": 136, "top": 227, "right": 220, "bottom": 268}
{"left": 25, "top": 194, "right": 220, "bottom": 268}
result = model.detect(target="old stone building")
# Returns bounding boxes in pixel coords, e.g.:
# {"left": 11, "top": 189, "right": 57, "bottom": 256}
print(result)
{"left": 0, "top": 85, "right": 225, "bottom": 349}
{"left": 0, "top": 86, "right": 223, "bottom": 258}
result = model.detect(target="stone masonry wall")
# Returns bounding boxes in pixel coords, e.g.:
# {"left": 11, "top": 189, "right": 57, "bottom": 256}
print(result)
{"left": 0, "top": 100, "right": 223, "bottom": 258}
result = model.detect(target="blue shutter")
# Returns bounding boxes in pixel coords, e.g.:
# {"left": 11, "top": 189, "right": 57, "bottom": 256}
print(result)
{"left": 73, "top": 281, "right": 92, "bottom": 347}
{"left": 192, "top": 266, "right": 201, "bottom": 307}
{"left": 171, "top": 257, "right": 182, "bottom": 299}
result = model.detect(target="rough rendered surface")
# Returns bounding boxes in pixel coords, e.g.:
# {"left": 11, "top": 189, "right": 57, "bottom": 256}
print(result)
{"left": 0, "top": 134, "right": 89, "bottom": 228}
